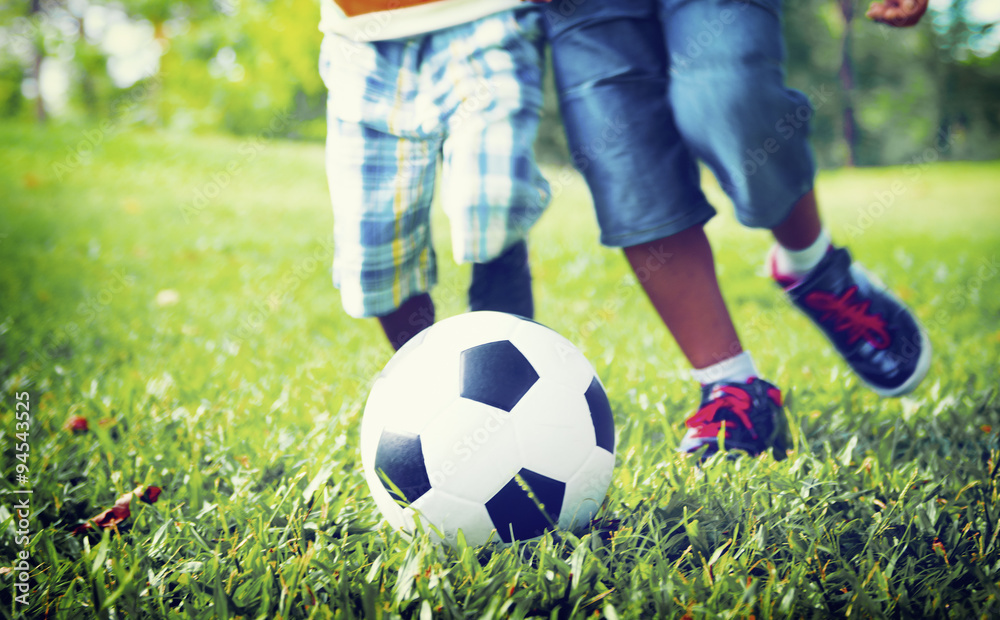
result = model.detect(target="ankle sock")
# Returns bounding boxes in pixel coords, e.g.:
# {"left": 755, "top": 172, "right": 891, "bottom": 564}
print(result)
{"left": 691, "top": 351, "right": 759, "bottom": 385}
{"left": 773, "top": 228, "right": 832, "bottom": 281}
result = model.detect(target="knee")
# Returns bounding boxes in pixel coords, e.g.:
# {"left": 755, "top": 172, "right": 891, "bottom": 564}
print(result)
{"left": 675, "top": 74, "right": 813, "bottom": 157}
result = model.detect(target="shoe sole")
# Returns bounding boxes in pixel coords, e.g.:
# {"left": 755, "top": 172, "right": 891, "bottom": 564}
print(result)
{"left": 866, "top": 323, "right": 932, "bottom": 397}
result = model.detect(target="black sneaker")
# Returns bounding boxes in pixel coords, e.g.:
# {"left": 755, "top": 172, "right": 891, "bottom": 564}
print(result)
{"left": 679, "top": 378, "right": 787, "bottom": 459}
{"left": 770, "top": 246, "right": 931, "bottom": 397}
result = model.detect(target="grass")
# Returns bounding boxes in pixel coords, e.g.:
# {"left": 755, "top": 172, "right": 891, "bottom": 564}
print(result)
{"left": 1, "top": 120, "right": 999, "bottom": 619}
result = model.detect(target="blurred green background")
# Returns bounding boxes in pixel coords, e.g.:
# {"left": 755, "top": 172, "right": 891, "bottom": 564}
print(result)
{"left": 2, "top": 0, "right": 999, "bottom": 167}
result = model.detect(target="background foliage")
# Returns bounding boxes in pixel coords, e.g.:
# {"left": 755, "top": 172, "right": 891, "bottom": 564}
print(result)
{"left": 1, "top": 0, "right": 999, "bottom": 165}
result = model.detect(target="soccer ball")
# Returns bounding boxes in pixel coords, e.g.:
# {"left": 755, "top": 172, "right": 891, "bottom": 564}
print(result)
{"left": 360, "top": 311, "right": 615, "bottom": 546}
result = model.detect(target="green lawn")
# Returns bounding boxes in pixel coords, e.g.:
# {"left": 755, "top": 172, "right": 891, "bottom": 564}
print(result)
{"left": 1, "top": 121, "right": 999, "bottom": 619}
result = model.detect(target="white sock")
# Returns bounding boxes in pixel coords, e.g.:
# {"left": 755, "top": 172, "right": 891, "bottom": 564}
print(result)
{"left": 690, "top": 351, "right": 759, "bottom": 385}
{"left": 773, "top": 228, "right": 832, "bottom": 279}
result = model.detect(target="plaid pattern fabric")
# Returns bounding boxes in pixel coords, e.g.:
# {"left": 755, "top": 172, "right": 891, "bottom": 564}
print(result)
{"left": 320, "top": 8, "right": 550, "bottom": 318}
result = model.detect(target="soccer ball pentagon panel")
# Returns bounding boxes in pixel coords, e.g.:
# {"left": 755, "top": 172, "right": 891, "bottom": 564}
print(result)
{"left": 360, "top": 311, "right": 615, "bottom": 547}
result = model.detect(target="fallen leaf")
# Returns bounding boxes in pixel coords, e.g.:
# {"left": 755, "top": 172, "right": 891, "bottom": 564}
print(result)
{"left": 73, "top": 500, "right": 130, "bottom": 535}
{"left": 72, "top": 485, "right": 163, "bottom": 535}
{"left": 66, "top": 415, "right": 89, "bottom": 433}
{"left": 141, "top": 486, "right": 162, "bottom": 504}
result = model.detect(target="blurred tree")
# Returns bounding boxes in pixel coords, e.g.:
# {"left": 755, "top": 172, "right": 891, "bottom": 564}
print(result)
{"left": 153, "top": 0, "right": 324, "bottom": 137}
{"left": 28, "top": 0, "right": 46, "bottom": 121}
{"left": 929, "top": 0, "right": 1000, "bottom": 159}
{"left": 850, "top": 2, "right": 939, "bottom": 165}
{"left": 0, "top": 0, "right": 996, "bottom": 163}
{"left": 0, "top": 61, "right": 25, "bottom": 118}
{"left": 782, "top": 0, "right": 843, "bottom": 166}
{"left": 784, "top": 0, "right": 1000, "bottom": 166}
{"left": 839, "top": 0, "right": 858, "bottom": 165}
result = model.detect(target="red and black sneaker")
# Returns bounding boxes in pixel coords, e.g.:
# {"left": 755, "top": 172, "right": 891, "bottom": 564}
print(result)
{"left": 770, "top": 246, "right": 931, "bottom": 397}
{"left": 679, "top": 378, "right": 788, "bottom": 459}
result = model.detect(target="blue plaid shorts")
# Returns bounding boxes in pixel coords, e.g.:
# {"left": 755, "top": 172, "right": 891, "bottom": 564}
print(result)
{"left": 319, "top": 8, "right": 551, "bottom": 318}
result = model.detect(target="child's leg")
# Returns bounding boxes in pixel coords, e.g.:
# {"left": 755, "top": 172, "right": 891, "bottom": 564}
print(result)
{"left": 320, "top": 35, "right": 441, "bottom": 350}
{"left": 324, "top": 116, "right": 439, "bottom": 347}
{"left": 623, "top": 227, "right": 740, "bottom": 370}
{"left": 545, "top": 1, "right": 743, "bottom": 371}
{"left": 378, "top": 292, "right": 434, "bottom": 351}
{"left": 380, "top": 237, "right": 534, "bottom": 351}
{"left": 663, "top": 0, "right": 930, "bottom": 397}
{"left": 771, "top": 190, "right": 823, "bottom": 252}
{"left": 545, "top": 1, "right": 785, "bottom": 458}
{"left": 437, "top": 9, "right": 549, "bottom": 320}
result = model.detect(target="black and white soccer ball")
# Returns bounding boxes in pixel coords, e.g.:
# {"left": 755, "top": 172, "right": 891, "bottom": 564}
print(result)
{"left": 360, "top": 311, "right": 615, "bottom": 546}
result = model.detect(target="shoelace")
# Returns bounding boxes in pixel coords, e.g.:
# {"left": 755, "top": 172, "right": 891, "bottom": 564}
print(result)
{"left": 804, "top": 286, "right": 891, "bottom": 349}
{"left": 686, "top": 386, "right": 756, "bottom": 439}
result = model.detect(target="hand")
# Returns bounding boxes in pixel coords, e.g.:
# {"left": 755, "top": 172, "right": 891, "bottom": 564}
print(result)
{"left": 866, "top": 0, "right": 928, "bottom": 27}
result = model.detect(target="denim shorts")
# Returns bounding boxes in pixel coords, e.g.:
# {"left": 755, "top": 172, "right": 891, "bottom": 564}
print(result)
{"left": 544, "top": 0, "right": 817, "bottom": 247}
{"left": 319, "top": 9, "right": 550, "bottom": 318}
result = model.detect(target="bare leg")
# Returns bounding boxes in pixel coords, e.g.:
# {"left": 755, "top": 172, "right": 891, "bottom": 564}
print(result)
{"left": 376, "top": 239, "right": 533, "bottom": 351}
{"left": 377, "top": 292, "right": 434, "bottom": 351}
{"left": 624, "top": 226, "right": 742, "bottom": 370}
{"left": 771, "top": 189, "right": 822, "bottom": 250}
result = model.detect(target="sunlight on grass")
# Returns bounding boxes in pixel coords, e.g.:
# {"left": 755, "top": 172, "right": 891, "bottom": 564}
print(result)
{"left": 1, "top": 122, "right": 999, "bottom": 618}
